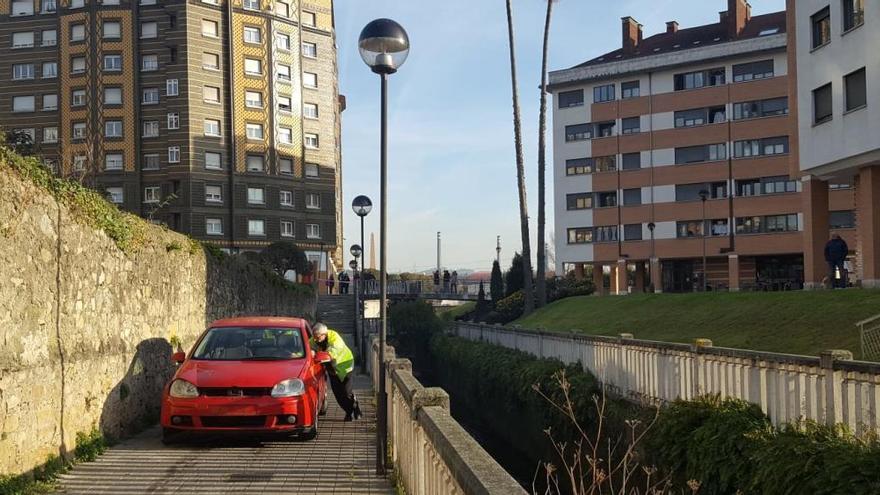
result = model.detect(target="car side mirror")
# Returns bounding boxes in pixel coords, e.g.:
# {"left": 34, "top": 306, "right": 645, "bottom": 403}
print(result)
{"left": 172, "top": 351, "right": 186, "bottom": 364}
{"left": 314, "top": 351, "right": 332, "bottom": 364}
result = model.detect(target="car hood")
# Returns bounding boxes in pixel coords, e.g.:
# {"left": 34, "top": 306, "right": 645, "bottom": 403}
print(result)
{"left": 175, "top": 359, "right": 308, "bottom": 388}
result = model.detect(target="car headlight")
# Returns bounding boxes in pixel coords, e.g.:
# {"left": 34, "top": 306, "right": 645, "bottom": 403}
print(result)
{"left": 271, "top": 378, "right": 305, "bottom": 398}
{"left": 169, "top": 379, "right": 199, "bottom": 398}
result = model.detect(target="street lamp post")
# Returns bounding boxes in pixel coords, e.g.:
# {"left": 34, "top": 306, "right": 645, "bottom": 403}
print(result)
{"left": 647, "top": 222, "right": 656, "bottom": 292}
{"left": 359, "top": 18, "right": 409, "bottom": 476}
{"left": 352, "top": 194, "right": 372, "bottom": 374}
{"left": 699, "top": 189, "right": 709, "bottom": 292}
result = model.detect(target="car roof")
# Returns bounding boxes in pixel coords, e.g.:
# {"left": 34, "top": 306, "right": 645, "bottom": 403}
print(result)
{"left": 209, "top": 316, "right": 310, "bottom": 328}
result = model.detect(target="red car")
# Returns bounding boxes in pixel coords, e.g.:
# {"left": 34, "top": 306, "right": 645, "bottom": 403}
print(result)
{"left": 160, "top": 317, "right": 330, "bottom": 443}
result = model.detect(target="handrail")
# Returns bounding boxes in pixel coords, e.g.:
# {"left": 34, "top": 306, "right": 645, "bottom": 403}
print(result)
{"left": 856, "top": 313, "right": 880, "bottom": 327}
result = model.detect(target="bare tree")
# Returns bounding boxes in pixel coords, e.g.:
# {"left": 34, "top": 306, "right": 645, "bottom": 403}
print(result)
{"left": 536, "top": 0, "right": 557, "bottom": 308}
{"left": 505, "top": 0, "right": 535, "bottom": 315}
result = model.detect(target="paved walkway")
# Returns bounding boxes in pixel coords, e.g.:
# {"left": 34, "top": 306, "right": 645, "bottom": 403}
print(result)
{"left": 56, "top": 375, "right": 393, "bottom": 494}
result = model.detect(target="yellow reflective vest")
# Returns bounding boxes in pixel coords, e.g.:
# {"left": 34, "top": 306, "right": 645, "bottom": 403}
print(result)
{"left": 311, "top": 329, "right": 354, "bottom": 380}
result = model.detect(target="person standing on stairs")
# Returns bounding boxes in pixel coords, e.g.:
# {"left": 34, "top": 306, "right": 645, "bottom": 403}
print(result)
{"left": 311, "top": 323, "right": 361, "bottom": 421}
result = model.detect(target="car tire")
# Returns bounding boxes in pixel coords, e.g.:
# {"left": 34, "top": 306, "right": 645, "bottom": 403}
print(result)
{"left": 318, "top": 390, "right": 328, "bottom": 416}
{"left": 161, "top": 427, "right": 181, "bottom": 445}
{"left": 300, "top": 409, "right": 319, "bottom": 441}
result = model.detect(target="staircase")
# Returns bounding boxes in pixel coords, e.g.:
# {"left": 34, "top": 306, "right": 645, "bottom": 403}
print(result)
{"left": 317, "top": 294, "right": 356, "bottom": 345}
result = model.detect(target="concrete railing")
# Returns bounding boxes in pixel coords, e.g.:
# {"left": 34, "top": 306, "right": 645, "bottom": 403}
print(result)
{"left": 370, "top": 338, "right": 526, "bottom": 495}
{"left": 453, "top": 322, "right": 880, "bottom": 433}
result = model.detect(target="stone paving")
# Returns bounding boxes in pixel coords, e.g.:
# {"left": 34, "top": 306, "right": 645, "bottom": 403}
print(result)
{"left": 56, "top": 375, "right": 393, "bottom": 494}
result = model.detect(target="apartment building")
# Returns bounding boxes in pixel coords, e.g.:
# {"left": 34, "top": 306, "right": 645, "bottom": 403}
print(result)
{"left": 0, "top": 0, "right": 343, "bottom": 268}
{"left": 549, "top": 0, "right": 854, "bottom": 294}
{"left": 788, "top": 0, "right": 877, "bottom": 288}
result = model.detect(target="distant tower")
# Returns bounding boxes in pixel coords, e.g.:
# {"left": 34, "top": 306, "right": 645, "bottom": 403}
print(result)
{"left": 496, "top": 235, "right": 501, "bottom": 265}
{"left": 369, "top": 233, "right": 377, "bottom": 270}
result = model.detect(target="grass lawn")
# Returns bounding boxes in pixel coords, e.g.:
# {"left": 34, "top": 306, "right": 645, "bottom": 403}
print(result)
{"left": 513, "top": 290, "right": 880, "bottom": 360}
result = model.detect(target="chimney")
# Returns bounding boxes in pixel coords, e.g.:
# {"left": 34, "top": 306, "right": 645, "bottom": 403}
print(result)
{"left": 666, "top": 21, "right": 679, "bottom": 34}
{"left": 622, "top": 16, "right": 643, "bottom": 53}
{"left": 727, "top": 0, "right": 751, "bottom": 38}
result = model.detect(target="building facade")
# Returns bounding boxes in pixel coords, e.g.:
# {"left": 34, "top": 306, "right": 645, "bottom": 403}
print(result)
{"left": 788, "top": 0, "right": 877, "bottom": 288}
{"left": 0, "top": 0, "right": 343, "bottom": 270}
{"left": 549, "top": 0, "right": 855, "bottom": 294}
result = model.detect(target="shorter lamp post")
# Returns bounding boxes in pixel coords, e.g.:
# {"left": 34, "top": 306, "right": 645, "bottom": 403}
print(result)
{"left": 698, "top": 190, "right": 709, "bottom": 292}
{"left": 350, "top": 244, "right": 363, "bottom": 371}
{"left": 647, "top": 222, "right": 656, "bottom": 292}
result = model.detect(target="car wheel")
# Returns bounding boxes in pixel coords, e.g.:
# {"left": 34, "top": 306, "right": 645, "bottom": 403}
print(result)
{"left": 300, "top": 410, "right": 318, "bottom": 441}
{"left": 318, "top": 390, "right": 328, "bottom": 416}
{"left": 161, "top": 427, "right": 182, "bottom": 445}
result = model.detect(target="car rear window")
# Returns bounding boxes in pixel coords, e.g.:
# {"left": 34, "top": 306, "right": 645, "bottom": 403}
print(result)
{"left": 192, "top": 327, "right": 305, "bottom": 360}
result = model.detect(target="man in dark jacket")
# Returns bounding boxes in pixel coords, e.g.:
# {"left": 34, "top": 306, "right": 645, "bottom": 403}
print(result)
{"left": 824, "top": 234, "right": 849, "bottom": 289}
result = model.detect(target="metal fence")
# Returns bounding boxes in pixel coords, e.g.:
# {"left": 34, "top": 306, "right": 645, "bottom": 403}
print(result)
{"left": 859, "top": 314, "right": 880, "bottom": 361}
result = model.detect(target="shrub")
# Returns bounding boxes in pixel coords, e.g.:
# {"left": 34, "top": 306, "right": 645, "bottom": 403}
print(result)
{"left": 546, "top": 273, "right": 594, "bottom": 302}
{"left": 491, "top": 290, "right": 525, "bottom": 323}
{"left": 390, "top": 300, "right": 443, "bottom": 363}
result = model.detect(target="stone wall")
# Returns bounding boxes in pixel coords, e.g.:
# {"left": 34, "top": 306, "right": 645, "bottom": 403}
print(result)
{"left": 0, "top": 167, "right": 316, "bottom": 476}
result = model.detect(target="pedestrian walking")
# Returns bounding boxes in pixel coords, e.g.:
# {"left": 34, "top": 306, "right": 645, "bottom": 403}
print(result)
{"left": 824, "top": 233, "right": 849, "bottom": 289}
{"left": 311, "top": 323, "right": 361, "bottom": 421}
{"left": 326, "top": 273, "right": 335, "bottom": 295}
{"left": 442, "top": 270, "right": 451, "bottom": 293}
{"left": 451, "top": 271, "right": 459, "bottom": 293}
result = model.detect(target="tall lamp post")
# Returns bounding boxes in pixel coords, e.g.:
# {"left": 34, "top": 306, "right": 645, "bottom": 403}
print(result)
{"left": 349, "top": 243, "right": 363, "bottom": 371}
{"left": 359, "top": 18, "right": 409, "bottom": 475}
{"left": 698, "top": 189, "right": 709, "bottom": 292}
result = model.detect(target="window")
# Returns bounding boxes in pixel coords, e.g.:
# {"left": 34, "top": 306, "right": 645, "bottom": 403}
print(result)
{"left": 248, "top": 219, "right": 266, "bottom": 237}
{"left": 278, "top": 96, "right": 292, "bottom": 112}
{"left": 306, "top": 223, "right": 321, "bottom": 239}
{"left": 106, "top": 187, "right": 123, "bottom": 204}
{"left": 674, "top": 68, "right": 725, "bottom": 90}
{"left": 303, "top": 72, "right": 317, "bottom": 88}
{"left": 42, "top": 62, "right": 57, "bottom": 79}
{"left": 812, "top": 7, "right": 831, "bottom": 48}
{"left": 597, "top": 122, "right": 615, "bottom": 137}
{"left": 169, "top": 47, "right": 177, "bottom": 63}
{"left": 278, "top": 127, "right": 293, "bottom": 144}
{"left": 565, "top": 158, "right": 591, "bottom": 175}
{"left": 70, "top": 24, "right": 85, "bottom": 42}
{"left": 305, "top": 133, "right": 319, "bottom": 148}
{"left": 140, "top": 0, "right": 156, "bottom": 5}
{"left": 12, "top": 32, "right": 34, "bottom": 48}
{"left": 104, "top": 54, "right": 122, "bottom": 71}
{"left": 13, "top": 64, "right": 34, "bottom": 80}
{"left": 73, "top": 155, "right": 87, "bottom": 171}
{"left": 676, "top": 182, "right": 727, "bottom": 201}
{"left": 144, "top": 186, "right": 161, "bottom": 203}
{"left": 13, "top": 96, "right": 35, "bottom": 113}
{"left": 676, "top": 220, "right": 706, "bottom": 238}
{"left": 280, "top": 190, "right": 293, "bottom": 206}
{"left": 105, "top": 0, "right": 119, "bottom": 5}
{"left": 301, "top": 41, "right": 316, "bottom": 57}
{"left": 306, "top": 193, "right": 320, "bottom": 209}
{"left": 141, "top": 54, "right": 158, "bottom": 71}
{"left": 43, "top": 127, "right": 58, "bottom": 143}
{"left": 245, "top": 91, "right": 262, "bottom": 108}
{"left": 206, "top": 185, "right": 222, "bottom": 203}
{"left": 143, "top": 121, "right": 159, "bottom": 137}
{"left": 246, "top": 155, "right": 264, "bottom": 172}
{"left": 142, "top": 88, "right": 159, "bottom": 104}
{"left": 281, "top": 221, "right": 294, "bottom": 238}
{"left": 565, "top": 124, "right": 591, "bottom": 142}
{"left": 594, "top": 155, "right": 616, "bottom": 172}
{"left": 203, "top": 52, "right": 220, "bottom": 70}
{"left": 104, "top": 87, "right": 122, "bottom": 105}
{"left": 202, "top": 20, "right": 218, "bottom": 37}
{"left": 830, "top": 210, "right": 855, "bottom": 229}
{"left": 204, "top": 86, "right": 220, "bottom": 103}
{"left": 105, "top": 153, "right": 123, "bottom": 170}
{"left": 564, "top": 193, "right": 591, "bottom": 210}
{"left": 732, "top": 60, "right": 774, "bottom": 82}
{"left": 845, "top": 68, "right": 866, "bottom": 112}
{"left": 621, "top": 117, "right": 640, "bottom": 134}
{"left": 244, "top": 58, "right": 262, "bottom": 75}
{"left": 11, "top": 0, "right": 34, "bottom": 15}
{"left": 734, "top": 97, "right": 788, "bottom": 120}
{"left": 593, "top": 84, "right": 615, "bottom": 103}
{"left": 622, "top": 153, "right": 641, "bottom": 171}
{"left": 624, "top": 224, "right": 643, "bottom": 241}
{"left": 623, "top": 188, "right": 641, "bottom": 206}
{"left": 595, "top": 226, "right": 618, "bottom": 243}
{"left": 72, "top": 90, "right": 86, "bottom": 106}
{"left": 166, "top": 79, "right": 179, "bottom": 97}
{"left": 813, "top": 83, "right": 833, "bottom": 124}
{"left": 596, "top": 191, "right": 617, "bottom": 208}
{"left": 621, "top": 81, "right": 640, "bottom": 99}
{"left": 844, "top": 0, "right": 864, "bottom": 32}
{"left": 103, "top": 21, "right": 121, "bottom": 39}
{"left": 143, "top": 154, "right": 160, "bottom": 170}
{"left": 71, "top": 57, "right": 86, "bottom": 74}
{"left": 675, "top": 109, "right": 706, "bottom": 127}
{"left": 205, "top": 119, "right": 221, "bottom": 137}
{"left": 276, "top": 33, "right": 292, "bottom": 52}
{"left": 41, "top": 0, "right": 55, "bottom": 12}
{"left": 280, "top": 159, "right": 294, "bottom": 175}
{"left": 206, "top": 218, "right": 223, "bottom": 235}
{"left": 734, "top": 137, "right": 789, "bottom": 158}
{"left": 277, "top": 64, "right": 291, "bottom": 81}
{"left": 303, "top": 102, "right": 318, "bottom": 119}
{"left": 302, "top": 11, "right": 316, "bottom": 26}
{"left": 675, "top": 143, "right": 726, "bottom": 164}
{"left": 558, "top": 89, "right": 584, "bottom": 108}
{"left": 305, "top": 163, "right": 318, "bottom": 177}
{"left": 167, "top": 113, "right": 180, "bottom": 130}
{"left": 567, "top": 228, "right": 593, "bottom": 244}
{"left": 42, "top": 30, "right": 57, "bottom": 46}
{"left": 168, "top": 146, "right": 180, "bottom": 163}
{"left": 141, "top": 22, "right": 158, "bottom": 39}
{"left": 243, "top": 26, "right": 261, "bottom": 44}
{"left": 205, "top": 152, "right": 222, "bottom": 170}
{"left": 275, "top": 0, "right": 290, "bottom": 17}
{"left": 105, "top": 121, "right": 122, "bottom": 138}
{"left": 736, "top": 214, "right": 799, "bottom": 234}
{"left": 246, "top": 123, "right": 263, "bottom": 140}
{"left": 243, "top": 0, "right": 259, "bottom": 10}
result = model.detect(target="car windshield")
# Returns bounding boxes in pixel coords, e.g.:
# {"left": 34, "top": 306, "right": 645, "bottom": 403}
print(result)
{"left": 192, "top": 327, "right": 306, "bottom": 361}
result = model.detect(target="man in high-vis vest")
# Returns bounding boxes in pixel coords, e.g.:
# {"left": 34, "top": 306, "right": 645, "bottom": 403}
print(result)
{"left": 311, "top": 323, "right": 362, "bottom": 421}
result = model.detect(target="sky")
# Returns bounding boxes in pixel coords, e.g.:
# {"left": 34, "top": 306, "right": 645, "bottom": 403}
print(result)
{"left": 335, "top": 0, "right": 786, "bottom": 273}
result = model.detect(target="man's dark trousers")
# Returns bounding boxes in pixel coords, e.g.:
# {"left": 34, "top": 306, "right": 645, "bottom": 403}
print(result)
{"left": 328, "top": 372, "right": 355, "bottom": 415}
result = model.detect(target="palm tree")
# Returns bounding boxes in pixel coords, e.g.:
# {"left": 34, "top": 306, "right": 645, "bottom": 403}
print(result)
{"left": 504, "top": 0, "right": 535, "bottom": 315}
{"left": 536, "top": 0, "right": 557, "bottom": 308}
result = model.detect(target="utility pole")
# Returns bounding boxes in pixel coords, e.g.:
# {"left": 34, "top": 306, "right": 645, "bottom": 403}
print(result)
{"left": 496, "top": 235, "right": 501, "bottom": 265}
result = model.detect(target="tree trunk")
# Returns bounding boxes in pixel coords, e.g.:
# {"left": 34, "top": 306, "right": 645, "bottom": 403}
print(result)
{"left": 536, "top": 0, "right": 554, "bottom": 308}
{"left": 505, "top": 0, "right": 534, "bottom": 315}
